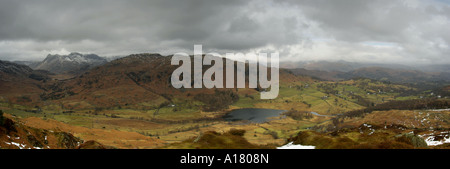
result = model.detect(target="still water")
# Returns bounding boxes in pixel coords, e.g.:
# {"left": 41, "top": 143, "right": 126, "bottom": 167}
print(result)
{"left": 223, "top": 108, "right": 286, "bottom": 123}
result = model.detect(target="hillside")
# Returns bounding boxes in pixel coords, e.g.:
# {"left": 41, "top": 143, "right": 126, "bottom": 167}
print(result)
{"left": 0, "top": 110, "right": 165, "bottom": 149}
{"left": 342, "top": 67, "right": 450, "bottom": 84}
{"left": 281, "top": 60, "right": 417, "bottom": 72}
{"left": 289, "top": 66, "right": 450, "bottom": 92}
{"left": 39, "top": 53, "right": 178, "bottom": 109}
{"left": 163, "top": 129, "right": 275, "bottom": 149}
{"left": 38, "top": 53, "right": 312, "bottom": 109}
{"left": 281, "top": 60, "right": 450, "bottom": 73}
{"left": 0, "top": 111, "right": 83, "bottom": 149}
{"left": 289, "top": 68, "right": 345, "bottom": 81}
{"left": 0, "top": 60, "right": 51, "bottom": 106}
{"left": 13, "top": 61, "right": 41, "bottom": 69}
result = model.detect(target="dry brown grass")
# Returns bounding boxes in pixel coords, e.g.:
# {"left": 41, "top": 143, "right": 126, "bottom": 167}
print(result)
{"left": 18, "top": 116, "right": 166, "bottom": 149}
{"left": 341, "top": 110, "right": 450, "bottom": 129}
{"left": 97, "top": 118, "right": 166, "bottom": 130}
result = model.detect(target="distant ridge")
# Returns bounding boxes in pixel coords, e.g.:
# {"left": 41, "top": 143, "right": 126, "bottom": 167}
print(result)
{"left": 290, "top": 66, "right": 450, "bottom": 84}
{"left": 34, "top": 52, "right": 107, "bottom": 74}
{"left": 280, "top": 60, "right": 449, "bottom": 73}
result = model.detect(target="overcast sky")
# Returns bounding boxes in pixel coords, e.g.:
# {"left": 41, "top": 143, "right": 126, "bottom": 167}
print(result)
{"left": 0, "top": 0, "right": 449, "bottom": 65}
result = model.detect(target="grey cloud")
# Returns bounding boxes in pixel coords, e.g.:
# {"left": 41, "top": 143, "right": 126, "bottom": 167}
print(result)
{"left": 278, "top": 0, "right": 450, "bottom": 64}
{"left": 0, "top": 0, "right": 245, "bottom": 41}
{"left": 228, "top": 16, "right": 260, "bottom": 33}
{"left": 0, "top": 0, "right": 449, "bottom": 65}
{"left": 0, "top": 0, "right": 306, "bottom": 49}
{"left": 281, "top": 0, "right": 430, "bottom": 42}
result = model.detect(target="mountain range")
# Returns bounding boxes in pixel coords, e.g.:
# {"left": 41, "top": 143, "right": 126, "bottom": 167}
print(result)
{"left": 290, "top": 66, "right": 450, "bottom": 85}
{"left": 15, "top": 52, "right": 108, "bottom": 75}
{"left": 2, "top": 52, "right": 449, "bottom": 107}
{"left": 281, "top": 60, "right": 450, "bottom": 73}
{"left": 1, "top": 53, "right": 310, "bottom": 108}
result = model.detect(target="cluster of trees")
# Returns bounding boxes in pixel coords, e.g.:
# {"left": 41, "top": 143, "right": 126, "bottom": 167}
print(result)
{"left": 340, "top": 99, "right": 450, "bottom": 118}
{"left": 16, "top": 95, "right": 32, "bottom": 103}
{"left": 348, "top": 78, "right": 411, "bottom": 93}
{"left": 348, "top": 93, "right": 373, "bottom": 107}
{"left": 373, "top": 99, "right": 449, "bottom": 110}
{"left": 194, "top": 89, "right": 239, "bottom": 112}
{"left": 40, "top": 82, "right": 75, "bottom": 101}
{"left": 283, "top": 109, "right": 313, "bottom": 120}
{"left": 0, "top": 110, "right": 4, "bottom": 126}
{"left": 316, "top": 83, "right": 339, "bottom": 95}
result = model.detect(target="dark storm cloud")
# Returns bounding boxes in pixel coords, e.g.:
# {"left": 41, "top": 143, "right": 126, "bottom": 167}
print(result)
{"left": 0, "top": 0, "right": 239, "bottom": 41}
{"left": 0, "top": 0, "right": 308, "bottom": 60}
{"left": 0, "top": 0, "right": 449, "bottom": 64}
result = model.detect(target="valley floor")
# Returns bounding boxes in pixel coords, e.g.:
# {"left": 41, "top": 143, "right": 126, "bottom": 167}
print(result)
{"left": 1, "top": 79, "right": 449, "bottom": 149}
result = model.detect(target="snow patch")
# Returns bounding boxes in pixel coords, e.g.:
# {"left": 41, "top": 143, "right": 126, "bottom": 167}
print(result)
{"left": 427, "top": 109, "right": 450, "bottom": 112}
{"left": 277, "top": 142, "right": 315, "bottom": 149}
{"left": 4, "top": 141, "right": 26, "bottom": 149}
{"left": 420, "top": 132, "right": 450, "bottom": 146}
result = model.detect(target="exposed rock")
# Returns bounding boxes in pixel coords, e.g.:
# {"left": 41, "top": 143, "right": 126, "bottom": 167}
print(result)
{"left": 34, "top": 52, "right": 107, "bottom": 74}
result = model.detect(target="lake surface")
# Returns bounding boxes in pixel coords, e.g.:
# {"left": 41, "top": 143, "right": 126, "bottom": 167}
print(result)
{"left": 310, "top": 112, "right": 332, "bottom": 117}
{"left": 223, "top": 108, "right": 286, "bottom": 123}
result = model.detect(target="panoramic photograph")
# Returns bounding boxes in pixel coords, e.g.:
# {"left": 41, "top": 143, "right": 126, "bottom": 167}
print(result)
{"left": 1, "top": 0, "right": 449, "bottom": 157}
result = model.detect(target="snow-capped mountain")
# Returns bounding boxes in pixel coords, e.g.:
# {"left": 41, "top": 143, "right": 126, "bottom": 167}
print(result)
{"left": 34, "top": 52, "right": 107, "bottom": 74}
